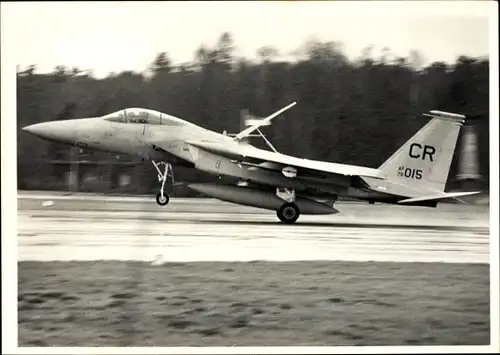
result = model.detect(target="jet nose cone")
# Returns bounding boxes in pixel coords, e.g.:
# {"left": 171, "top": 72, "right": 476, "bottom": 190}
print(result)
{"left": 22, "top": 122, "right": 52, "bottom": 138}
{"left": 22, "top": 124, "right": 32, "bottom": 132}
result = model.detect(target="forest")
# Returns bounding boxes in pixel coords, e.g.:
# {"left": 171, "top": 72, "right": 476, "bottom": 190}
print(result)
{"left": 16, "top": 32, "right": 490, "bottom": 194}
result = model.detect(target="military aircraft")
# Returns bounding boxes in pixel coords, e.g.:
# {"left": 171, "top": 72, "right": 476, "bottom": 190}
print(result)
{"left": 22, "top": 103, "right": 479, "bottom": 223}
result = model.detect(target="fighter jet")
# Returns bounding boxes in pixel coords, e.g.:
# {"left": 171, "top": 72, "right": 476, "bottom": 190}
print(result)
{"left": 22, "top": 103, "right": 479, "bottom": 223}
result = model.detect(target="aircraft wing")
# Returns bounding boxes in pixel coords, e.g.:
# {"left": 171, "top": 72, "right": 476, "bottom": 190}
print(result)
{"left": 186, "top": 140, "right": 386, "bottom": 179}
{"left": 397, "top": 191, "right": 481, "bottom": 204}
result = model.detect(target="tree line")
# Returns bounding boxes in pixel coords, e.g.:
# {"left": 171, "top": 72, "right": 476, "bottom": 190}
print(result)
{"left": 16, "top": 32, "right": 490, "bottom": 193}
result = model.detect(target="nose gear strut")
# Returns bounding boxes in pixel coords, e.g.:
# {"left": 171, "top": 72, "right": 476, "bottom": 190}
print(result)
{"left": 152, "top": 160, "right": 174, "bottom": 206}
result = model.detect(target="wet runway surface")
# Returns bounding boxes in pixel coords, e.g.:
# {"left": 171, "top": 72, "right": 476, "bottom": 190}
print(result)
{"left": 17, "top": 192, "right": 490, "bottom": 264}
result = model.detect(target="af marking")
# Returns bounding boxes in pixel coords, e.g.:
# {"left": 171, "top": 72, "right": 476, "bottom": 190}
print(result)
{"left": 398, "top": 165, "right": 423, "bottom": 180}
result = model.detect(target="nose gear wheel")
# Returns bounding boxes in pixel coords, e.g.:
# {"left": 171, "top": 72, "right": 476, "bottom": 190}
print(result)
{"left": 152, "top": 160, "right": 174, "bottom": 206}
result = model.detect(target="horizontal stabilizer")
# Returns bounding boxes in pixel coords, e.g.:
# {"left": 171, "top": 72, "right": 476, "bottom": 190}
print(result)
{"left": 397, "top": 191, "right": 481, "bottom": 204}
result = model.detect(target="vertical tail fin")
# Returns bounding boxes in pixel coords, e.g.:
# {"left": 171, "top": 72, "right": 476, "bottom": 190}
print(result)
{"left": 378, "top": 110, "right": 465, "bottom": 193}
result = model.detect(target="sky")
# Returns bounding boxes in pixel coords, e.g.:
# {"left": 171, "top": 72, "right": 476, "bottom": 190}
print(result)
{"left": 2, "top": 1, "right": 494, "bottom": 78}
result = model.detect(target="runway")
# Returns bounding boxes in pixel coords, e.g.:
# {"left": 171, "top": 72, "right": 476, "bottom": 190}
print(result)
{"left": 17, "top": 192, "right": 490, "bottom": 264}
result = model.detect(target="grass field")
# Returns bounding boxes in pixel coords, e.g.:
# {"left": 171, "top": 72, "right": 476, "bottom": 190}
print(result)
{"left": 18, "top": 261, "right": 490, "bottom": 346}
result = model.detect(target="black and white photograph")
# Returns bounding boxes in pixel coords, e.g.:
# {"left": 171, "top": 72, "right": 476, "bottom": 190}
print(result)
{"left": 1, "top": 0, "right": 499, "bottom": 353}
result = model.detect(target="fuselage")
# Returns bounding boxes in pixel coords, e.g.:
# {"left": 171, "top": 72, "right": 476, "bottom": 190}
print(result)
{"left": 22, "top": 106, "right": 473, "bottom": 214}
{"left": 21, "top": 107, "right": 396, "bottom": 202}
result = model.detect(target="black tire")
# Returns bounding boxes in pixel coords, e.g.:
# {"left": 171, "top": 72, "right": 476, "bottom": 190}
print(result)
{"left": 156, "top": 193, "right": 170, "bottom": 206}
{"left": 277, "top": 203, "right": 300, "bottom": 224}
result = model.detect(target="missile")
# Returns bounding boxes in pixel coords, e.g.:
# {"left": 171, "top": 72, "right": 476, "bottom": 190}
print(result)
{"left": 188, "top": 183, "right": 339, "bottom": 215}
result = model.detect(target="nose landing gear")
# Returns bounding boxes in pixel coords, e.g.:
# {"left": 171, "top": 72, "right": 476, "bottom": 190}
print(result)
{"left": 156, "top": 193, "right": 170, "bottom": 206}
{"left": 152, "top": 160, "right": 174, "bottom": 206}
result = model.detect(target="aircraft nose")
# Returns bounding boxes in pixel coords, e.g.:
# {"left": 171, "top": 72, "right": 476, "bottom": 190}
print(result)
{"left": 22, "top": 120, "right": 77, "bottom": 143}
{"left": 22, "top": 122, "right": 53, "bottom": 138}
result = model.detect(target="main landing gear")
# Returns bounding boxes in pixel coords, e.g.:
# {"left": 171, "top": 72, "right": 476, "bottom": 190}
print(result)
{"left": 276, "top": 188, "right": 300, "bottom": 224}
{"left": 277, "top": 202, "right": 300, "bottom": 224}
{"left": 152, "top": 160, "right": 174, "bottom": 206}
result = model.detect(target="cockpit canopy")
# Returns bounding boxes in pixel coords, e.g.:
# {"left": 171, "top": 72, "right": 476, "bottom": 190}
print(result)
{"left": 102, "top": 108, "right": 186, "bottom": 126}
